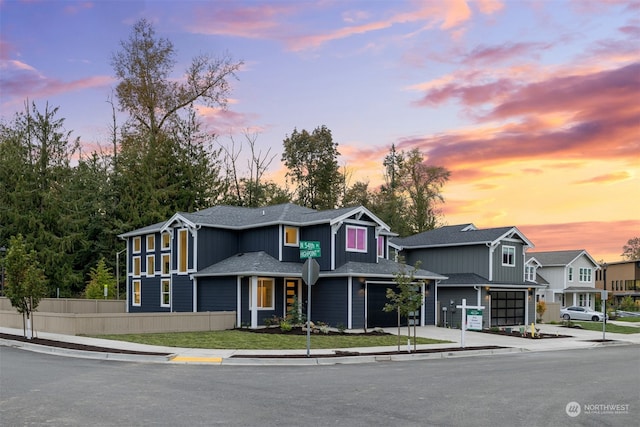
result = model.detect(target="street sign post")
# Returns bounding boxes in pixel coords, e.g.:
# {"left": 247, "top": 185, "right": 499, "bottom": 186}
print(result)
{"left": 300, "top": 241, "right": 321, "bottom": 357}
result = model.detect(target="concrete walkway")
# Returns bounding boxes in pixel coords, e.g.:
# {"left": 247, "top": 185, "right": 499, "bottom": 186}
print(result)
{"left": 2, "top": 322, "right": 639, "bottom": 366}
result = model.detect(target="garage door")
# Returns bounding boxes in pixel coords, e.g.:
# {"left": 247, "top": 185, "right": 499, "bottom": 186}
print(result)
{"left": 491, "top": 291, "right": 525, "bottom": 326}
{"left": 367, "top": 284, "right": 419, "bottom": 328}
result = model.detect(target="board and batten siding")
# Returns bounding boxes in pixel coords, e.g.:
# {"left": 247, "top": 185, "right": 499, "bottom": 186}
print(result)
{"left": 172, "top": 274, "right": 194, "bottom": 312}
{"left": 492, "top": 242, "right": 525, "bottom": 283}
{"left": 297, "top": 224, "right": 333, "bottom": 270}
{"left": 334, "top": 224, "right": 377, "bottom": 268}
{"left": 239, "top": 225, "right": 279, "bottom": 258}
{"left": 405, "top": 245, "right": 490, "bottom": 278}
{"left": 197, "top": 277, "right": 237, "bottom": 312}
{"left": 312, "top": 277, "right": 348, "bottom": 327}
{"left": 197, "top": 228, "right": 238, "bottom": 269}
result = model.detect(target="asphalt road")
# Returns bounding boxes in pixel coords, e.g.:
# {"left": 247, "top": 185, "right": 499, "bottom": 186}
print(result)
{"left": 1, "top": 345, "right": 638, "bottom": 426}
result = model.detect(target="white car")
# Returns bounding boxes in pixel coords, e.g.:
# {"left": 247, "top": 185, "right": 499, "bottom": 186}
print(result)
{"left": 560, "top": 306, "right": 607, "bottom": 321}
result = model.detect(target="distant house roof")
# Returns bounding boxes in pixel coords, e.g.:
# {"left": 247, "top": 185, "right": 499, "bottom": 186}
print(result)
{"left": 437, "top": 272, "right": 545, "bottom": 288}
{"left": 526, "top": 249, "right": 599, "bottom": 268}
{"left": 192, "top": 251, "right": 447, "bottom": 281}
{"left": 391, "top": 223, "right": 534, "bottom": 249}
{"left": 119, "top": 203, "right": 394, "bottom": 238}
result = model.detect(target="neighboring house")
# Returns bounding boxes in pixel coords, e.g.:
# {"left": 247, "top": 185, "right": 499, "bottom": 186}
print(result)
{"left": 118, "top": 203, "right": 445, "bottom": 329}
{"left": 392, "top": 224, "right": 542, "bottom": 328}
{"left": 595, "top": 260, "right": 640, "bottom": 307}
{"left": 526, "top": 250, "right": 600, "bottom": 309}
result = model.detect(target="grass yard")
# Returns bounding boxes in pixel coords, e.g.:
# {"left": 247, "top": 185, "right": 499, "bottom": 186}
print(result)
{"left": 614, "top": 316, "right": 640, "bottom": 323}
{"left": 94, "top": 329, "right": 451, "bottom": 350}
{"left": 571, "top": 321, "right": 640, "bottom": 334}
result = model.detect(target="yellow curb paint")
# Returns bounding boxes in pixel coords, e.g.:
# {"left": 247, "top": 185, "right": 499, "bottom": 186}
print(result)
{"left": 171, "top": 355, "right": 222, "bottom": 363}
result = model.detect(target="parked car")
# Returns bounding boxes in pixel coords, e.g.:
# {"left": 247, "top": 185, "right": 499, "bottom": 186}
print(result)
{"left": 560, "top": 306, "right": 607, "bottom": 321}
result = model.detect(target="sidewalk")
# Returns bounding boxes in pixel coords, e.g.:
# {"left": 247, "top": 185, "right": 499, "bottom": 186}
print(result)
{"left": 2, "top": 323, "right": 639, "bottom": 366}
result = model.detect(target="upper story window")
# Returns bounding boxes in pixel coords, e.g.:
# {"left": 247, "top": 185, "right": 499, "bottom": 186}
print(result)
{"left": 146, "top": 255, "right": 155, "bottom": 277}
{"left": 132, "top": 256, "right": 141, "bottom": 277}
{"left": 377, "top": 236, "right": 385, "bottom": 258}
{"left": 525, "top": 265, "right": 535, "bottom": 281}
{"left": 132, "top": 236, "right": 141, "bottom": 253}
{"left": 346, "top": 226, "right": 367, "bottom": 253}
{"left": 568, "top": 267, "right": 573, "bottom": 282}
{"left": 579, "top": 267, "right": 592, "bottom": 282}
{"left": 161, "top": 254, "right": 170, "bottom": 276}
{"left": 178, "top": 229, "right": 188, "bottom": 273}
{"left": 502, "top": 246, "right": 515, "bottom": 266}
{"left": 161, "top": 232, "right": 170, "bottom": 250}
{"left": 284, "top": 226, "right": 299, "bottom": 247}
{"left": 146, "top": 235, "right": 155, "bottom": 252}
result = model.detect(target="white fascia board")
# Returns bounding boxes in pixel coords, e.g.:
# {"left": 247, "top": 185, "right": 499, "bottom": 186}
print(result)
{"left": 494, "top": 227, "right": 535, "bottom": 249}
{"left": 161, "top": 213, "right": 196, "bottom": 233}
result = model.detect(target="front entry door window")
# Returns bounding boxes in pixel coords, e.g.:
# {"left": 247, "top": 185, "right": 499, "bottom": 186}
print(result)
{"left": 285, "top": 279, "right": 301, "bottom": 318}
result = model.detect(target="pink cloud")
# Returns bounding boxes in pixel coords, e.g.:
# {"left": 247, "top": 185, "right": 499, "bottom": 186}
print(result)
{"left": 405, "top": 62, "right": 640, "bottom": 171}
{"left": 519, "top": 220, "right": 640, "bottom": 262}
{"left": 574, "top": 171, "right": 632, "bottom": 185}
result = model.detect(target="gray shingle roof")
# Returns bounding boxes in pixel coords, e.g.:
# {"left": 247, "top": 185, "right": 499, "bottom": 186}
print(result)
{"left": 120, "top": 203, "right": 390, "bottom": 237}
{"left": 193, "top": 251, "right": 303, "bottom": 277}
{"left": 526, "top": 250, "right": 590, "bottom": 267}
{"left": 193, "top": 251, "right": 446, "bottom": 280}
{"left": 392, "top": 224, "right": 532, "bottom": 248}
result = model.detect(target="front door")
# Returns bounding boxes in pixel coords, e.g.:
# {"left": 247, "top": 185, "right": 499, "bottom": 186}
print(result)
{"left": 285, "top": 279, "right": 301, "bottom": 318}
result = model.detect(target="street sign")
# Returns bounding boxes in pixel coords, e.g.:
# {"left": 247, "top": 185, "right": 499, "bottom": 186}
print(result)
{"left": 302, "top": 258, "right": 320, "bottom": 286}
{"left": 300, "top": 240, "right": 321, "bottom": 258}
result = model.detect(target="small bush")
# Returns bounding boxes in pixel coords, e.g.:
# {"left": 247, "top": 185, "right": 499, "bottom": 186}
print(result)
{"left": 279, "top": 320, "right": 292, "bottom": 332}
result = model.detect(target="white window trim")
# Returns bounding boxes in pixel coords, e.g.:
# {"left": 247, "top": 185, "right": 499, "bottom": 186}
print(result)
{"left": 178, "top": 228, "right": 188, "bottom": 274}
{"left": 161, "top": 253, "right": 170, "bottom": 276}
{"left": 284, "top": 226, "right": 299, "bottom": 247}
{"left": 161, "top": 232, "right": 171, "bottom": 250}
{"left": 160, "top": 279, "right": 170, "bottom": 308}
{"left": 132, "top": 280, "right": 141, "bottom": 306}
{"left": 146, "top": 234, "right": 155, "bottom": 252}
{"left": 377, "top": 236, "right": 385, "bottom": 258}
{"left": 146, "top": 254, "right": 155, "bottom": 277}
{"left": 132, "top": 236, "right": 141, "bottom": 254}
{"left": 502, "top": 245, "right": 516, "bottom": 267}
{"left": 579, "top": 267, "right": 592, "bottom": 283}
{"left": 346, "top": 225, "right": 368, "bottom": 253}
{"left": 251, "top": 277, "right": 275, "bottom": 310}
{"left": 132, "top": 256, "right": 141, "bottom": 277}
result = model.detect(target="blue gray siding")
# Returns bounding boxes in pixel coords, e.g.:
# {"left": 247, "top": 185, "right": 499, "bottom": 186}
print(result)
{"left": 239, "top": 225, "right": 279, "bottom": 258}
{"left": 492, "top": 242, "right": 525, "bottom": 283}
{"left": 405, "top": 245, "right": 490, "bottom": 277}
{"left": 312, "top": 278, "right": 348, "bottom": 327}
{"left": 297, "top": 224, "right": 333, "bottom": 270}
{"left": 197, "top": 277, "right": 237, "bottom": 312}
{"left": 197, "top": 228, "right": 238, "bottom": 269}
{"left": 172, "top": 275, "right": 193, "bottom": 312}
{"left": 334, "top": 224, "right": 377, "bottom": 268}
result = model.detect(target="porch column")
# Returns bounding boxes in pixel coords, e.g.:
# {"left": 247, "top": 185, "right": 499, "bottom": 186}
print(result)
{"left": 420, "top": 282, "right": 426, "bottom": 326}
{"left": 347, "top": 277, "right": 353, "bottom": 330}
{"left": 251, "top": 276, "right": 258, "bottom": 328}
{"left": 236, "top": 277, "right": 242, "bottom": 327}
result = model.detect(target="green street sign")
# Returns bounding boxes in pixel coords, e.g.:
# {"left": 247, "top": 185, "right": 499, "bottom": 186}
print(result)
{"left": 300, "top": 240, "right": 321, "bottom": 258}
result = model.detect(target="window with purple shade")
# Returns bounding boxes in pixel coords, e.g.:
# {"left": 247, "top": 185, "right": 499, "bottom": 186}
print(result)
{"left": 346, "top": 225, "right": 367, "bottom": 252}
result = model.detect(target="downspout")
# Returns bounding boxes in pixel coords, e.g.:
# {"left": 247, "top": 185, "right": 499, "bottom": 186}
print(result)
{"left": 486, "top": 242, "right": 498, "bottom": 281}
{"left": 236, "top": 277, "right": 242, "bottom": 328}
{"left": 473, "top": 286, "right": 482, "bottom": 307}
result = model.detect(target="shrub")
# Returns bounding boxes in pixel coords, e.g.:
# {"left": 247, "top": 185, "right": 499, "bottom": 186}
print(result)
{"left": 279, "top": 320, "right": 292, "bottom": 332}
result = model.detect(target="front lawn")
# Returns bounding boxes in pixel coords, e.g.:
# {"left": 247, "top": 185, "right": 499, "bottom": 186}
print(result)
{"left": 614, "top": 316, "right": 640, "bottom": 323}
{"left": 569, "top": 321, "right": 640, "bottom": 334}
{"left": 93, "top": 329, "right": 451, "bottom": 350}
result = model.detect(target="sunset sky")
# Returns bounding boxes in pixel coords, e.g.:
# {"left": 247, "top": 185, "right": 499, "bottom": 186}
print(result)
{"left": 1, "top": 0, "right": 638, "bottom": 262}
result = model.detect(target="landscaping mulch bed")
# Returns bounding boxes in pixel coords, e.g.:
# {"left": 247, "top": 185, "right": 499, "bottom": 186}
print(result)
{"left": 0, "top": 333, "right": 172, "bottom": 356}
{"left": 480, "top": 330, "right": 572, "bottom": 339}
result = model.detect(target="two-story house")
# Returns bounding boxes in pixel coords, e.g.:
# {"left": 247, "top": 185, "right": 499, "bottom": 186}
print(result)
{"left": 526, "top": 250, "right": 600, "bottom": 309}
{"left": 118, "top": 203, "right": 445, "bottom": 329}
{"left": 392, "top": 224, "right": 541, "bottom": 328}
